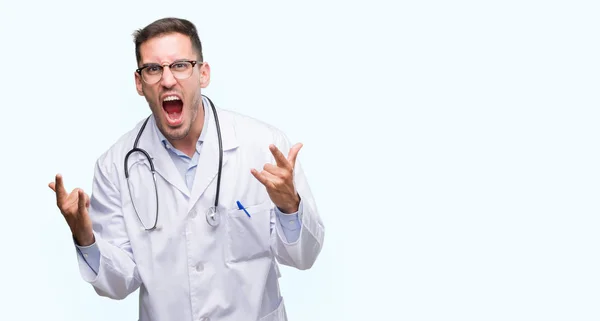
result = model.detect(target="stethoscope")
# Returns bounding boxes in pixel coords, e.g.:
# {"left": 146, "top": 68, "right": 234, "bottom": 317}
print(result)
{"left": 124, "top": 95, "right": 223, "bottom": 230}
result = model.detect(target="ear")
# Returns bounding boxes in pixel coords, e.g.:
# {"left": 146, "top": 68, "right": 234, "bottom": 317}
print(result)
{"left": 199, "top": 62, "right": 211, "bottom": 88}
{"left": 134, "top": 71, "right": 144, "bottom": 96}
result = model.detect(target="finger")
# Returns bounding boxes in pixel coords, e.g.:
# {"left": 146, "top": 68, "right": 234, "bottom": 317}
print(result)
{"left": 77, "top": 189, "right": 87, "bottom": 215}
{"left": 54, "top": 174, "right": 67, "bottom": 204}
{"left": 259, "top": 170, "right": 282, "bottom": 186}
{"left": 251, "top": 168, "right": 271, "bottom": 188}
{"left": 287, "top": 143, "right": 303, "bottom": 168}
{"left": 269, "top": 144, "right": 291, "bottom": 170}
{"left": 85, "top": 192, "right": 90, "bottom": 208}
{"left": 48, "top": 182, "right": 56, "bottom": 192}
{"left": 263, "top": 163, "right": 287, "bottom": 177}
{"left": 251, "top": 169, "right": 281, "bottom": 189}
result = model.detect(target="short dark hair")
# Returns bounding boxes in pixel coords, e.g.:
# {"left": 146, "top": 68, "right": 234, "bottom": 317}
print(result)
{"left": 132, "top": 17, "right": 203, "bottom": 65}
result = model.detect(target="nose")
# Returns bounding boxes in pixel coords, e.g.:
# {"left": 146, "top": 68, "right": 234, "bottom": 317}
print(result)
{"left": 160, "top": 67, "right": 177, "bottom": 88}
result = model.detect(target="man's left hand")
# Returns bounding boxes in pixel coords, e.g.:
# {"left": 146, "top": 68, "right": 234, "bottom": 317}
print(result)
{"left": 251, "top": 143, "right": 303, "bottom": 213}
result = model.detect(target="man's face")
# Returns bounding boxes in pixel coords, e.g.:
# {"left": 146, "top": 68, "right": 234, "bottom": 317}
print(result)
{"left": 135, "top": 32, "right": 210, "bottom": 142}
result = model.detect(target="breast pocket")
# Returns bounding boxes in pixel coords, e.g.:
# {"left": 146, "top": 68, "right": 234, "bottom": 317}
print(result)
{"left": 226, "top": 200, "right": 273, "bottom": 263}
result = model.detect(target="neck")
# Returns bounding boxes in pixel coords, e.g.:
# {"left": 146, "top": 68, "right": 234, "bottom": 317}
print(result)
{"left": 171, "top": 134, "right": 198, "bottom": 158}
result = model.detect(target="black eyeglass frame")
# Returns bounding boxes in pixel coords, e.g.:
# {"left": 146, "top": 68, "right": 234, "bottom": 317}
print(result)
{"left": 135, "top": 60, "right": 201, "bottom": 84}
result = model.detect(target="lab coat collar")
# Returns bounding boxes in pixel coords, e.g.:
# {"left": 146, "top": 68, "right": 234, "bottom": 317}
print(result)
{"left": 187, "top": 97, "right": 238, "bottom": 211}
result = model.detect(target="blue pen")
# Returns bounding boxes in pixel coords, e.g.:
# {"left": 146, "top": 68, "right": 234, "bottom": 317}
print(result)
{"left": 236, "top": 201, "right": 251, "bottom": 218}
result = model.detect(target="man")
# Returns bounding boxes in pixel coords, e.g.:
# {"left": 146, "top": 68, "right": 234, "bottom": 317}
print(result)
{"left": 48, "top": 17, "right": 324, "bottom": 321}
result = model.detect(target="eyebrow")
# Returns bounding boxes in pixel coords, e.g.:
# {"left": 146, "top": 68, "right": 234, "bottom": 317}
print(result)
{"left": 141, "top": 59, "right": 191, "bottom": 68}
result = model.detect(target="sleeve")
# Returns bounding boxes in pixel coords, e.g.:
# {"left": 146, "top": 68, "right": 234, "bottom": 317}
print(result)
{"left": 269, "top": 130, "right": 325, "bottom": 270}
{"left": 75, "top": 158, "right": 142, "bottom": 300}
{"left": 274, "top": 202, "right": 303, "bottom": 243}
{"left": 75, "top": 241, "right": 101, "bottom": 275}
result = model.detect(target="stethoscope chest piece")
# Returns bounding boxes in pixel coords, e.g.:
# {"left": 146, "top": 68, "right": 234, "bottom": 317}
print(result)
{"left": 205, "top": 206, "right": 220, "bottom": 227}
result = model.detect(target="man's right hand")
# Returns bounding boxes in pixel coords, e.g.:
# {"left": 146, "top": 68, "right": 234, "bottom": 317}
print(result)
{"left": 49, "top": 174, "right": 95, "bottom": 247}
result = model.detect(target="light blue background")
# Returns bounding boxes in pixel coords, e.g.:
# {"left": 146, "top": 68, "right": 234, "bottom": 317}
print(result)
{"left": 0, "top": 0, "right": 599, "bottom": 320}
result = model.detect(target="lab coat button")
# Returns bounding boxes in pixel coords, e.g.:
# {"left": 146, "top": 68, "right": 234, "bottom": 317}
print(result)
{"left": 196, "top": 263, "right": 204, "bottom": 272}
{"left": 200, "top": 317, "right": 210, "bottom": 321}
{"left": 190, "top": 210, "right": 197, "bottom": 218}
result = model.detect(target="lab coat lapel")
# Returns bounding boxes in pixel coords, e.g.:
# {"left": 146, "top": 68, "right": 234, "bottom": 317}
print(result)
{"left": 138, "top": 116, "right": 190, "bottom": 197}
{"left": 187, "top": 104, "right": 238, "bottom": 213}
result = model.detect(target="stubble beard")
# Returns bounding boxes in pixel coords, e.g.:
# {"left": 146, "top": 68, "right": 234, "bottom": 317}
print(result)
{"left": 152, "top": 96, "right": 201, "bottom": 142}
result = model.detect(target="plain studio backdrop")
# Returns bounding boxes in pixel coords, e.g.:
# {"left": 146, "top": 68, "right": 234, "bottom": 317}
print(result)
{"left": 0, "top": 0, "right": 599, "bottom": 320}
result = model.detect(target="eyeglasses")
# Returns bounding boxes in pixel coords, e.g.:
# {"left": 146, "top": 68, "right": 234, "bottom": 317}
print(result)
{"left": 136, "top": 60, "right": 200, "bottom": 84}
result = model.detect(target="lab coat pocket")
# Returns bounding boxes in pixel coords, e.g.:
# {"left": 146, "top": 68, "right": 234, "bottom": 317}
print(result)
{"left": 226, "top": 201, "right": 273, "bottom": 263}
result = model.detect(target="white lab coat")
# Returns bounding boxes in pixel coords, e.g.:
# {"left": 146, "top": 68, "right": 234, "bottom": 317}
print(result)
{"left": 76, "top": 103, "right": 325, "bottom": 321}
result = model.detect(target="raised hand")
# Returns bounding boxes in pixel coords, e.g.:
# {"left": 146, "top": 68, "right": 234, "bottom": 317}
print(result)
{"left": 48, "top": 174, "right": 95, "bottom": 246}
{"left": 251, "top": 143, "right": 303, "bottom": 213}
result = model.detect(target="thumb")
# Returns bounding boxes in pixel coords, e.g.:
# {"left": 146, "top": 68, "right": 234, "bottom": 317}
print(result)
{"left": 288, "top": 143, "right": 303, "bottom": 168}
{"left": 85, "top": 192, "right": 90, "bottom": 208}
{"left": 77, "top": 189, "right": 88, "bottom": 215}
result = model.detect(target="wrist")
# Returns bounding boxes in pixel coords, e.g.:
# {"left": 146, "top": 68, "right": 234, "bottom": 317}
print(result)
{"left": 279, "top": 194, "right": 300, "bottom": 214}
{"left": 74, "top": 232, "right": 95, "bottom": 247}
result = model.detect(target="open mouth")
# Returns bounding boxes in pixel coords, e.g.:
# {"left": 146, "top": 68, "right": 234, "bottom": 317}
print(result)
{"left": 162, "top": 95, "right": 183, "bottom": 125}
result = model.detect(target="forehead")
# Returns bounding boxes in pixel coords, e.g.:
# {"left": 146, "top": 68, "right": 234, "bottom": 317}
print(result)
{"left": 139, "top": 32, "right": 195, "bottom": 64}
